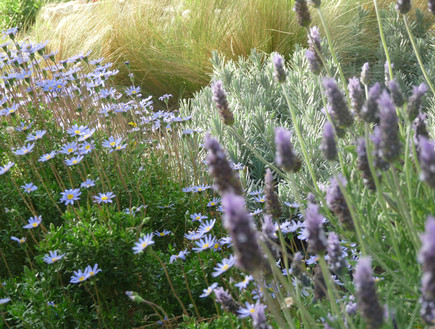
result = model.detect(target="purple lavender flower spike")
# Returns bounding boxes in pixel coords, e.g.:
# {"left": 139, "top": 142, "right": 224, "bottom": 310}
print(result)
{"left": 264, "top": 169, "right": 281, "bottom": 219}
{"left": 306, "top": 50, "right": 321, "bottom": 75}
{"left": 327, "top": 232, "right": 346, "bottom": 275}
{"left": 396, "top": 0, "right": 411, "bottom": 14}
{"left": 361, "top": 82, "right": 381, "bottom": 123}
{"left": 326, "top": 176, "right": 354, "bottom": 230}
{"left": 294, "top": 0, "right": 311, "bottom": 27}
{"left": 204, "top": 134, "right": 243, "bottom": 195}
{"left": 429, "top": 0, "right": 435, "bottom": 14}
{"left": 354, "top": 257, "right": 384, "bottom": 329}
{"left": 357, "top": 138, "right": 376, "bottom": 190}
{"left": 419, "top": 216, "right": 435, "bottom": 323}
{"left": 214, "top": 287, "right": 241, "bottom": 314}
{"left": 275, "top": 127, "right": 301, "bottom": 172}
{"left": 321, "top": 121, "right": 337, "bottom": 161}
{"left": 212, "top": 80, "right": 234, "bottom": 125}
{"left": 348, "top": 77, "right": 364, "bottom": 117}
{"left": 413, "top": 112, "right": 430, "bottom": 156}
{"left": 305, "top": 203, "right": 327, "bottom": 254}
{"left": 387, "top": 80, "right": 405, "bottom": 108}
{"left": 222, "top": 193, "right": 265, "bottom": 274}
{"left": 361, "top": 62, "right": 370, "bottom": 85}
{"left": 418, "top": 137, "right": 435, "bottom": 188}
{"left": 407, "top": 83, "right": 428, "bottom": 121}
{"left": 272, "top": 54, "right": 286, "bottom": 83}
{"left": 313, "top": 265, "right": 326, "bottom": 301}
{"left": 251, "top": 301, "right": 272, "bottom": 329}
{"left": 371, "top": 126, "right": 390, "bottom": 171}
{"left": 323, "top": 77, "right": 353, "bottom": 135}
{"left": 378, "top": 90, "right": 401, "bottom": 163}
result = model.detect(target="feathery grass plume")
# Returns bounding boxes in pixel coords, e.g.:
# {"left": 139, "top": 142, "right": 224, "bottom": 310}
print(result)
{"left": 222, "top": 193, "right": 266, "bottom": 274}
{"left": 327, "top": 232, "right": 346, "bottom": 275}
{"left": 348, "top": 77, "right": 364, "bottom": 117}
{"left": 251, "top": 301, "right": 273, "bottom": 329}
{"left": 418, "top": 137, "right": 435, "bottom": 188}
{"left": 326, "top": 176, "right": 354, "bottom": 230}
{"left": 272, "top": 54, "right": 286, "bottom": 83}
{"left": 429, "top": 0, "right": 435, "bottom": 14}
{"left": 413, "top": 112, "right": 430, "bottom": 156}
{"left": 378, "top": 90, "right": 401, "bottom": 163}
{"left": 264, "top": 169, "right": 282, "bottom": 219}
{"left": 313, "top": 265, "right": 327, "bottom": 302}
{"left": 419, "top": 216, "right": 435, "bottom": 324}
{"left": 212, "top": 80, "right": 234, "bottom": 125}
{"left": 204, "top": 134, "right": 243, "bottom": 195}
{"left": 321, "top": 121, "right": 337, "bottom": 161}
{"left": 305, "top": 203, "right": 327, "bottom": 254}
{"left": 291, "top": 252, "right": 311, "bottom": 286}
{"left": 294, "top": 0, "right": 311, "bottom": 27}
{"left": 407, "top": 83, "right": 428, "bottom": 121}
{"left": 361, "top": 62, "right": 371, "bottom": 85}
{"left": 322, "top": 77, "right": 353, "bottom": 136}
{"left": 357, "top": 138, "right": 376, "bottom": 190}
{"left": 275, "top": 127, "right": 301, "bottom": 172}
{"left": 361, "top": 82, "right": 381, "bottom": 123}
{"left": 354, "top": 257, "right": 384, "bottom": 329}
{"left": 214, "top": 287, "right": 241, "bottom": 315}
{"left": 396, "top": 0, "right": 412, "bottom": 14}
{"left": 387, "top": 80, "right": 405, "bottom": 108}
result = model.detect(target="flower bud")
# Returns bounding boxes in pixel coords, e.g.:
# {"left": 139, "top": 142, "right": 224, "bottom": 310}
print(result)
{"left": 294, "top": 0, "right": 311, "bottom": 27}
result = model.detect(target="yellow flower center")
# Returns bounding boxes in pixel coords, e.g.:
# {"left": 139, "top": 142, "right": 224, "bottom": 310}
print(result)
{"left": 195, "top": 216, "right": 200, "bottom": 220}
{"left": 89, "top": 271, "right": 94, "bottom": 276}
{"left": 85, "top": 145, "right": 90, "bottom": 150}
{"left": 51, "top": 258, "right": 57, "bottom": 262}
{"left": 72, "top": 160, "right": 77, "bottom": 164}
{"left": 32, "top": 222, "right": 38, "bottom": 227}
{"left": 45, "top": 155, "right": 51, "bottom": 159}
{"left": 75, "top": 130, "right": 81, "bottom": 134}
{"left": 131, "top": 90, "right": 136, "bottom": 94}
{"left": 9, "top": 109, "right": 14, "bottom": 113}
{"left": 250, "top": 308, "right": 255, "bottom": 313}
{"left": 222, "top": 264, "right": 229, "bottom": 270}
{"left": 214, "top": 243, "right": 219, "bottom": 249}
{"left": 160, "top": 232, "right": 165, "bottom": 236}
{"left": 67, "top": 148, "right": 73, "bottom": 153}
{"left": 198, "top": 188, "right": 203, "bottom": 191}
{"left": 101, "top": 196, "right": 108, "bottom": 201}
{"left": 57, "top": 85, "right": 62, "bottom": 89}
{"left": 141, "top": 242, "right": 148, "bottom": 248}
{"left": 202, "top": 243, "right": 209, "bottom": 249}
{"left": 67, "top": 194, "right": 74, "bottom": 200}
{"left": 210, "top": 202, "right": 215, "bottom": 206}
{"left": 78, "top": 276, "right": 85, "bottom": 281}
{"left": 110, "top": 142, "right": 116, "bottom": 146}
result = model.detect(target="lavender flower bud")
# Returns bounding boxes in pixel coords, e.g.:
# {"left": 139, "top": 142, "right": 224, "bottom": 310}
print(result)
{"left": 307, "top": 192, "right": 316, "bottom": 204}
{"left": 407, "top": 83, "right": 428, "bottom": 121}
{"left": 294, "top": 0, "right": 311, "bottom": 27}
{"left": 291, "top": 252, "right": 311, "bottom": 286}
{"left": 308, "top": 26, "right": 322, "bottom": 53}
{"left": 387, "top": 80, "right": 405, "bottom": 107}
{"left": 326, "top": 176, "right": 354, "bottom": 230}
{"left": 413, "top": 112, "right": 429, "bottom": 156}
{"left": 378, "top": 90, "right": 401, "bottom": 163}
{"left": 418, "top": 137, "right": 435, "bottom": 188}
{"left": 361, "top": 62, "right": 370, "bottom": 85}
{"left": 275, "top": 127, "right": 301, "bottom": 172}
{"left": 354, "top": 257, "right": 384, "bottom": 329}
{"left": 222, "top": 193, "right": 265, "bottom": 274}
{"left": 212, "top": 80, "right": 234, "bottom": 125}
{"left": 261, "top": 215, "right": 280, "bottom": 261}
{"left": 321, "top": 121, "right": 337, "bottom": 161}
{"left": 327, "top": 232, "right": 346, "bottom": 275}
{"left": 371, "top": 127, "right": 390, "bottom": 171}
{"left": 419, "top": 216, "right": 435, "bottom": 298}
{"left": 313, "top": 265, "right": 327, "bottom": 301}
{"left": 323, "top": 78, "right": 353, "bottom": 132}
{"left": 205, "top": 135, "right": 243, "bottom": 196}
{"left": 251, "top": 301, "right": 272, "bottom": 329}
{"left": 214, "top": 287, "right": 241, "bottom": 314}
{"left": 396, "top": 0, "right": 411, "bottom": 14}
{"left": 306, "top": 203, "right": 327, "bottom": 254}
{"left": 361, "top": 82, "right": 381, "bottom": 123}
{"left": 265, "top": 169, "right": 282, "bottom": 219}
{"left": 306, "top": 50, "right": 321, "bottom": 75}
{"left": 356, "top": 138, "right": 376, "bottom": 190}
{"left": 348, "top": 77, "right": 364, "bottom": 116}
{"left": 309, "top": 0, "right": 321, "bottom": 8}
{"left": 272, "top": 54, "right": 286, "bottom": 83}
{"left": 429, "top": 0, "right": 435, "bottom": 14}
{"left": 384, "top": 61, "right": 394, "bottom": 86}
